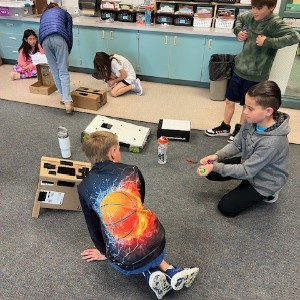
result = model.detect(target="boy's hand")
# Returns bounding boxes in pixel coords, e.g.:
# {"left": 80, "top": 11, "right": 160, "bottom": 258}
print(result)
{"left": 256, "top": 35, "right": 266, "bottom": 46}
{"left": 199, "top": 154, "right": 218, "bottom": 165}
{"left": 81, "top": 248, "right": 107, "bottom": 262}
{"left": 197, "top": 164, "right": 214, "bottom": 177}
{"left": 237, "top": 31, "right": 248, "bottom": 41}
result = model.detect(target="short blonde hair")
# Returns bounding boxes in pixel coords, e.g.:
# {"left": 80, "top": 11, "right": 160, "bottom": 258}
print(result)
{"left": 82, "top": 131, "right": 119, "bottom": 165}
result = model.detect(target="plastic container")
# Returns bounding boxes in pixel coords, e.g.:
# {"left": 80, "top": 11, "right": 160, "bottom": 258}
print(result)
{"left": 58, "top": 126, "right": 71, "bottom": 158}
{"left": 158, "top": 136, "right": 169, "bottom": 164}
{"left": 145, "top": 5, "right": 152, "bottom": 25}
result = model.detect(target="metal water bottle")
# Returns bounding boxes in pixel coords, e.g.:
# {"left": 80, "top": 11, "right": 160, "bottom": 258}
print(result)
{"left": 158, "top": 136, "right": 169, "bottom": 164}
{"left": 58, "top": 126, "right": 71, "bottom": 158}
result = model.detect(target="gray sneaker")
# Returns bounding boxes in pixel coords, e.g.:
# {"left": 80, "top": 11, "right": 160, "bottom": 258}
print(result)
{"left": 133, "top": 78, "right": 143, "bottom": 96}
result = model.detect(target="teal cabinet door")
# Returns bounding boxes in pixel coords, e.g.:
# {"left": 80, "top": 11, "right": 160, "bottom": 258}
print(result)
{"left": 138, "top": 31, "right": 169, "bottom": 78}
{"left": 201, "top": 37, "right": 243, "bottom": 83}
{"left": 78, "top": 27, "right": 105, "bottom": 69}
{"left": 0, "top": 19, "right": 23, "bottom": 60}
{"left": 69, "top": 26, "right": 82, "bottom": 67}
{"left": 169, "top": 34, "right": 205, "bottom": 81}
{"left": 107, "top": 29, "right": 139, "bottom": 70}
{"left": 74, "top": 27, "right": 138, "bottom": 70}
{"left": 22, "top": 21, "right": 40, "bottom": 35}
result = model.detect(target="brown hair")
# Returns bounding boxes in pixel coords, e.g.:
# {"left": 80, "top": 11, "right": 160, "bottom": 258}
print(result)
{"left": 94, "top": 52, "right": 120, "bottom": 82}
{"left": 82, "top": 131, "right": 119, "bottom": 165}
{"left": 43, "top": 2, "right": 59, "bottom": 12}
{"left": 247, "top": 80, "right": 281, "bottom": 113}
{"left": 251, "top": 0, "right": 277, "bottom": 9}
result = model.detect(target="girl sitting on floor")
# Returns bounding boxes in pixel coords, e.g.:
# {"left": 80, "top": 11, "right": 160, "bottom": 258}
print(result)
{"left": 11, "top": 29, "right": 44, "bottom": 80}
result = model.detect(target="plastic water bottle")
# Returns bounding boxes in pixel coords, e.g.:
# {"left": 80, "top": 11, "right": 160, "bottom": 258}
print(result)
{"left": 157, "top": 136, "right": 169, "bottom": 164}
{"left": 145, "top": 5, "right": 152, "bottom": 26}
{"left": 58, "top": 126, "right": 71, "bottom": 158}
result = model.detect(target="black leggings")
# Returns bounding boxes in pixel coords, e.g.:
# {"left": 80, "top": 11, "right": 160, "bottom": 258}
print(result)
{"left": 207, "top": 157, "right": 266, "bottom": 217}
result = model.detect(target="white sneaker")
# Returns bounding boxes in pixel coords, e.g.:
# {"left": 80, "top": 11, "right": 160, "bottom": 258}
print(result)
{"left": 133, "top": 78, "right": 143, "bottom": 96}
{"left": 263, "top": 190, "right": 280, "bottom": 203}
{"left": 165, "top": 266, "right": 199, "bottom": 291}
{"left": 144, "top": 269, "right": 172, "bottom": 299}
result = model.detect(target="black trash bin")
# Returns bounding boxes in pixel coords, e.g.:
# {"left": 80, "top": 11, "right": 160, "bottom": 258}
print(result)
{"left": 209, "top": 54, "right": 235, "bottom": 101}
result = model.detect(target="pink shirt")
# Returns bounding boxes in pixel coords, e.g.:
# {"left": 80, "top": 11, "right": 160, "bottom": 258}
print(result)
{"left": 17, "top": 44, "right": 44, "bottom": 71}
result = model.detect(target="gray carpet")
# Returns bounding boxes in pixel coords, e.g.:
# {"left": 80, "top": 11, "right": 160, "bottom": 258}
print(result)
{"left": 0, "top": 99, "right": 299, "bottom": 300}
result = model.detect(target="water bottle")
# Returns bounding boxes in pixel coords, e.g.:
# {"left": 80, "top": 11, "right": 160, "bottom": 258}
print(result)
{"left": 58, "top": 126, "right": 71, "bottom": 158}
{"left": 157, "top": 136, "right": 169, "bottom": 164}
{"left": 145, "top": 5, "right": 152, "bottom": 26}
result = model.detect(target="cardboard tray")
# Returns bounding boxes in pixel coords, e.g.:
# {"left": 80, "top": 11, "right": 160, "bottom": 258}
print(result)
{"left": 29, "top": 81, "right": 57, "bottom": 95}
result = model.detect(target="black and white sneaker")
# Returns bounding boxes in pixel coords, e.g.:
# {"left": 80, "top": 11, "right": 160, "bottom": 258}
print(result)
{"left": 263, "top": 190, "right": 280, "bottom": 203}
{"left": 205, "top": 121, "right": 231, "bottom": 137}
{"left": 227, "top": 123, "right": 242, "bottom": 143}
{"left": 143, "top": 268, "right": 172, "bottom": 299}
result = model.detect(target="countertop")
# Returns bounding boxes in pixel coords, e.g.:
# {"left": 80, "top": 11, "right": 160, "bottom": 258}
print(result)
{"left": 0, "top": 15, "right": 237, "bottom": 38}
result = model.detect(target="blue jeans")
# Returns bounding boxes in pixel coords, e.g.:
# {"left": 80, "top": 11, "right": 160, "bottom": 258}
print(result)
{"left": 42, "top": 34, "right": 72, "bottom": 102}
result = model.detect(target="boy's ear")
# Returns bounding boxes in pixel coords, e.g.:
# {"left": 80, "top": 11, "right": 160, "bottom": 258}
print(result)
{"left": 266, "top": 107, "right": 274, "bottom": 116}
{"left": 108, "top": 146, "right": 117, "bottom": 162}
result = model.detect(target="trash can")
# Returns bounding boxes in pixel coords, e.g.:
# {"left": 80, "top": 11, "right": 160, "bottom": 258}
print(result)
{"left": 209, "top": 54, "right": 235, "bottom": 101}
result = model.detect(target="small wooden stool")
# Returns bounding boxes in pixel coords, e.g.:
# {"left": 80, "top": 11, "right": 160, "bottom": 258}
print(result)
{"left": 32, "top": 156, "right": 91, "bottom": 218}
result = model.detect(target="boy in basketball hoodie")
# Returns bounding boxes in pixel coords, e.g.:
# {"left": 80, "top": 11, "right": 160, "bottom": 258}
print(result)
{"left": 78, "top": 131, "right": 199, "bottom": 299}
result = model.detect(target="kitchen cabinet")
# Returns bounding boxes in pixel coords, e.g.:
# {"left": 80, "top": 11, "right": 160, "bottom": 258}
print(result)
{"left": 138, "top": 31, "right": 205, "bottom": 81}
{"left": 0, "top": 19, "right": 23, "bottom": 60}
{"left": 77, "top": 27, "right": 138, "bottom": 70}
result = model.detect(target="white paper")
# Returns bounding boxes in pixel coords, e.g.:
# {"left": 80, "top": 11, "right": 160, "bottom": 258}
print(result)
{"left": 31, "top": 53, "right": 48, "bottom": 65}
{"left": 42, "top": 190, "right": 64, "bottom": 205}
{"left": 161, "top": 119, "right": 191, "bottom": 131}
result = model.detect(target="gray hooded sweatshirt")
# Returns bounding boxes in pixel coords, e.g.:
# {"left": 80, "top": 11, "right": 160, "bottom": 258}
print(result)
{"left": 213, "top": 112, "right": 290, "bottom": 197}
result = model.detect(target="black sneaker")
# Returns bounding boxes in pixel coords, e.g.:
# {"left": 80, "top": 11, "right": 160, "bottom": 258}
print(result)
{"left": 205, "top": 121, "right": 231, "bottom": 137}
{"left": 227, "top": 123, "right": 242, "bottom": 143}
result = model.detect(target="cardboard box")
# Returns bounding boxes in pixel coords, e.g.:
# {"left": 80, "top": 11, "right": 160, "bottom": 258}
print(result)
{"left": 29, "top": 64, "right": 57, "bottom": 95}
{"left": 33, "top": 0, "right": 47, "bottom": 15}
{"left": 157, "top": 119, "right": 191, "bottom": 142}
{"left": 71, "top": 87, "right": 107, "bottom": 111}
{"left": 32, "top": 156, "right": 91, "bottom": 218}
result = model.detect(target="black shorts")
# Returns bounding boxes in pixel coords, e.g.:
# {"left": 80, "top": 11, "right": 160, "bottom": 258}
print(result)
{"left": 225, "top": 73, "right": 259, "bottom": 105}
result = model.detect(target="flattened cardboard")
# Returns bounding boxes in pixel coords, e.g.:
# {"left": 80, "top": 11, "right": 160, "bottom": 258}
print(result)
{"left": 32, "top": 156, "right": 91, "bottom": 218}
{"left": 71, "top": 87, "right": 107, "bottom": 111}
{"left": 157, "top": 119, "right": 191, "bottom": 142}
